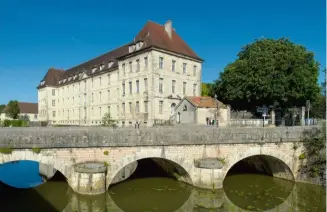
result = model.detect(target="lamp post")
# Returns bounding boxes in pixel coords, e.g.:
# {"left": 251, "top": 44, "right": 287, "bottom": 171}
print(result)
{"left": 214, "top": 94, "right": 219, "bottom": 128}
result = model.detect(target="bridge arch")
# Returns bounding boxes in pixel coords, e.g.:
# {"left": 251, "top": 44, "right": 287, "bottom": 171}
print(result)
{"left": 0, "top": 150, "right": 71, "bottom": 185}
{"left": 107, "top": 153, "right": 193, "bottom": 189}
{"left": 223, "top": 148, "right": 295, "bottom": 182}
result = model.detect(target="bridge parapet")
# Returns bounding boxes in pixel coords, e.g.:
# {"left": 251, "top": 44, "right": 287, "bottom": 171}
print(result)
{"left": 0, "top": 126, "right": 318, "bottom": 148}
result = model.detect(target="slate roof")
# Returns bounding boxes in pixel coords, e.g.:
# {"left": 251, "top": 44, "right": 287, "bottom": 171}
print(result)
{"left": 38, "top": 20, "right": 203, "bottom": 88}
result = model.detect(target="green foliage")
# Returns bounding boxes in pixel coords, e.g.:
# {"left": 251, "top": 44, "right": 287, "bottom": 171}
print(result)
{"left": 103, "top": 150, "right": 109, "bottom": 155}
{"left": 217, "top": 157, "right": 226, "bottom": 165}
{"left": 299, "top": 153, "right": 306, "bottom": 160}
{"left": 3, "top": 119, "right": 28, "bottom": 127}
{"left": 3, "top": 119, "right": 27, "bottom": 127}
{"left": 0, "top": 147, "right": 13, "bottom": 154}
{"left": 6, "top": 100, "right": 20, "bottom": 119}
{"left": 213, "top": 38, "right": 321, "bottom": 111}
{"left": 0, "top": 104, "right": 5, "bottom": 113}
{"left": 201, "top": 83, "right": 212, "bottom": 96}
{"left": 300, "top": 122, "right": 326, "bottom": 177}
{"left": 102, "top": 113, "right": 116, "bottom": 127}
{"left": 32, "top": 148, "right": 41, "bottom": 154}
{"left": 103, "top": 161, "right": 109, "bottom": 167}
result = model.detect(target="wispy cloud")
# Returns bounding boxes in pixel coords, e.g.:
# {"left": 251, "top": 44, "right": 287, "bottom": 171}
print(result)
{"left": 71, "top": 36, "right": 81, "bottom": 43}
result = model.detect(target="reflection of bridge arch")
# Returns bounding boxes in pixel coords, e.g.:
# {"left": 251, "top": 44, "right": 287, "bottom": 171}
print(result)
{"left": 0, "top": 150, "right": 71, "bottom": 186}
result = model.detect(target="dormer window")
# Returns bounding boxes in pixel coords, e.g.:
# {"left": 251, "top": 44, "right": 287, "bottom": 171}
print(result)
{"left": 108, "top": 61, "right": 114, "bottom": 68}
{"left": 63, "top": 79, "right": 67, "bottom": 83}
{"left": 92, "top": 66, "right": 97, "bottom": 73}
{"left": 100, "top": 64, "right": 105, "bottom": 71}
{"left": 58, "top": 80, "right": 62, "bottom": 84}
{"left": 136, "top": 41, "right": 144, "bottom": 50}
{"left": 68, "top": 77, "right": 72, "bottom": 81}
{"left": 129, "top": 45, "right": 136, "bottom": 53}
{"left": 40, "top": 81, "right": 45, "bottom": 86}
{"left": 73, "top": 75, "right": 77, "bottom": 80}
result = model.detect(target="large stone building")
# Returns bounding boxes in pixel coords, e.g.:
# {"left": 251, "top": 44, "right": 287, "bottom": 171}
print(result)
{"left": 37, "top": 20, "right": 203, "bottom": 126}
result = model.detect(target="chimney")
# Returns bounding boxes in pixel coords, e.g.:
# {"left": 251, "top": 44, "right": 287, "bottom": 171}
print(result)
{"left": 164, "top": 20, "right": 172, "bottom": 39}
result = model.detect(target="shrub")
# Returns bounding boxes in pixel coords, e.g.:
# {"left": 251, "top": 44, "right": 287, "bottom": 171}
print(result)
{"left": 32, "top": 148, "right": 41, "bottom": 154}
{"left": 103, "top": 150, "right": 109, "bottom": 155}
{"left": 3, "top": 119, "right": 27, "bottom": 127}
{"left": 0, "top": 147, "right": 13, "bottom": 154}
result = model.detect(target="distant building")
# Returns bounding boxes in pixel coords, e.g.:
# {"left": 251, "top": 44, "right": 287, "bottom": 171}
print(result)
{"left": 174, "top": 96, "right": 229, "bottom": 126}
{"left": 37, "top": 20, "right": 203, "bottom": 126}
{"left": 0, "top": 102, "right": 38, "bottom": 121}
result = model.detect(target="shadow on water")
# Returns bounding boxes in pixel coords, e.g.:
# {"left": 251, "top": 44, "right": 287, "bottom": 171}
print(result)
{"left": 0, "top": 171, "right": 70, "bottom": 212}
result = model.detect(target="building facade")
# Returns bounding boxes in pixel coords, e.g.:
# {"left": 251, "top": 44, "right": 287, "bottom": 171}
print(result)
{"left": 37, "top": 20, "right": 203, "bottom": 126}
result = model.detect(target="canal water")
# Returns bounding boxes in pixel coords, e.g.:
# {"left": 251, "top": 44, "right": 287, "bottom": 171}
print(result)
{"left": 0, "top": 161, "right": 325, "bottom": 212}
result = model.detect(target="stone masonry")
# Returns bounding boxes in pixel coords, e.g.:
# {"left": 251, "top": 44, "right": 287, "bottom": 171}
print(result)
{"left": 0, "top": 126, "right": 317, "bottom": 195}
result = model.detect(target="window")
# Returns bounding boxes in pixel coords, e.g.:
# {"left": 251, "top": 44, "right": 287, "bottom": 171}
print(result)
{"left": 92, "top": 93, "right": 94, "bottom": 102}
{"left": 92, "top": 67, "right": 97, "bottom": 73}
{"left": 72, "top": 97, "right": 74, "bottom": 105}
{"left": 52, "top": 89, "right": 55, "bottom": 96}
{"left": 144, "top": 101, "right": 148, "bottom": 113}
{"left": 129, "top": 102, "right": 132, "bottom": 114}
{"left": 122, "top": 83, "right": 125, "bottom": 96}
{"left": 117, "top": 105, "right": 119, "bottom": 114}
{"left": 99, "top": 77, "right": 102, "bottom": 86}
{"left": 193, "top": 84, "right": 197, "bottom": 96}
{"left": 159, "top": 78, "right": 163, "bottom": 93}
{"left": 99, "top": 107, "right": 102, "bottom": 116}
{"left": 159, "top": 101, "right": 163, "bottom": 114}
{"left": 122, "top": 103, "right": 125, "bottom": 114}
{"left": 159, "top": 57, "right": 164, "bottom": 69}
{"left": 183, "top": 82, "right": 186, "bottom": 95}
{"left": 136, "top": 80, "right": 139, "bottom": 93}
{"left": 92, "top": 107, "right": 94, "bottom": 116}
{"left": 108, "top": 73, "right": 111, "bottom": 85}
{"left": 144, "top": 78, "right": 148, "bottom": 91}
{"left": 92, "top": 78, "right": 94, "bottom": 88}
{"left": 52, "top": 111, "right": 56, "bottom": 117}
{"left": 183, "top": 105, "right": 187, "bottom": 111}
{"left": 136, "top": 101, "right": 139, "bottom": 113}
{"left": 193, "top": 65, "right": 197, "bottom": 76}
{"left": 129, "top": 61, "right": 132, "bottom": 72}
{"left": 100, "top": 64, "right": 105, "bottom": 70}
{"left": 108, "top": 61, "right": 113, "bottom": 68}
{"left": 122, "top": 63, "right": 125, "bottom": 75}
{"left": 52, "top": 100, "right": 55, "bottom": 106}
{"left": 172, "top": 60, "right": 176, "bottom": 72}
{"left": 99, "top": 92, "right": 102, "bottom": 102}
{"left": 183, "top": 63, "right": 187, "bottom": 74}
{"left": 136, "top": 59, "right": 140, "bottom": 72}
{"left": 144, "top": 57, "right": 148, "bottom": 69}
{"left": 108, "top": 106, "right": 110, "bottom": 114}
{"left": 108, "top": 90, "right": 110, "bottom": 101}
{"left": 172, "top": 80, "right": 176, "bottom": 93}
{"left": 129, "top": 81, "right": 132, "bottom": 94}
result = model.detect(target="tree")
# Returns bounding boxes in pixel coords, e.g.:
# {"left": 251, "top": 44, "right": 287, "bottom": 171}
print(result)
{"left": 0, "top": 104, "right": 5, "bottom": 113}
{"left": 6, "top": 100, "right": 20, "bottom": 119}
{"left": 213, "top": 38, "right": 321, "bottom": 112}
{"left": 102, "top": 112, "right": 116, "bottom": 127}
{"left": 310, "top": 68, "right": 326, "bottom": 119}
{"left": 201, "top": 83, "right": 212, "bottom": 96}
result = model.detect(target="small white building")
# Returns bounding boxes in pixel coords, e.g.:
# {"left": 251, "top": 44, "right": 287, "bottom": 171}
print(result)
{"left": 174, "top": 96, "right": 229, "bottom": 126}
{"left": 0, "top": 102, "right": 38, "bottom": 122}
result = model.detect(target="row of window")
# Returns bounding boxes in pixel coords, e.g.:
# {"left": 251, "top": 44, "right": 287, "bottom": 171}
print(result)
{"left": 121, "top": 57, "right": 198, "bottom": 76}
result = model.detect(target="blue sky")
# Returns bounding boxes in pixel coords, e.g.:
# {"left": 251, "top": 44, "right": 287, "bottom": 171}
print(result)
{"left": 0, "top": 0, "right": 325, "bottom": 104}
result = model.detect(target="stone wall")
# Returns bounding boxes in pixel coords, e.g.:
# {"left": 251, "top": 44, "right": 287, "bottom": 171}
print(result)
{"left": 0, "top": 126, "right": 317, "bottom": 148}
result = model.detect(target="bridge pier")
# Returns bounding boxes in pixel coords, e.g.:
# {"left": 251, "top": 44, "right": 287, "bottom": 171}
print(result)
{"left": 71, "top": 162, "right": 107, "bottom": 195}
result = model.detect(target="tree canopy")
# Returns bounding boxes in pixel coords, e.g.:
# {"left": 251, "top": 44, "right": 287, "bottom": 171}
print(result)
{"left": 201, "top": 83, "right": 212, "bottom": 96}
{"left": 0, "top": 104, "right": 5, "bottom": 113}
{"left": 213, "top": 38, "right": 321, "bottom": 112}
{"left": 6, "top": 100, "right": 20, "bottom": 119}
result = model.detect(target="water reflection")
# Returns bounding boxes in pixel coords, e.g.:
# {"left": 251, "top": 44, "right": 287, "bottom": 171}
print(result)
{"left": 0, "top": 175, "right": 325, "bottom": 212}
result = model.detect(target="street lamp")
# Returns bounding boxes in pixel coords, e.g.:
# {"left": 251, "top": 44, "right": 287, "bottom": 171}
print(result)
{"left": 214, "top": 94, "right": 219, "bottom": 127}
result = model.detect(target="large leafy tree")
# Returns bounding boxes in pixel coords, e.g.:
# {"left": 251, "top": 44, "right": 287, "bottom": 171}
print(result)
{"left": 0, "top": 104, "right": 5, "bottom": 113}
{"left": 201, "top": 83, "right": 212, "bottom": 96}
{"left": 310, "top": 68, "right": 326, "bottom": 119}
{"left": 213, "top": 38, "right": 321, "bottom": 112}
{"left": 6, "top": 100, "right": 20, "bottom": 119}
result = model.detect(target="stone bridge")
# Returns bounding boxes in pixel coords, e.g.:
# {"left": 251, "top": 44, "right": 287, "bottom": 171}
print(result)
{"left": 0, "top": 126, "right": 317, "bottom": 195}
